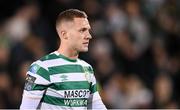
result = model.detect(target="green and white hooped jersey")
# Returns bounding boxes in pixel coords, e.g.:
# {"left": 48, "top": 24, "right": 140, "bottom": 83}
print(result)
{"left": 21, "top": 51, "right": 99, "bottom": 109}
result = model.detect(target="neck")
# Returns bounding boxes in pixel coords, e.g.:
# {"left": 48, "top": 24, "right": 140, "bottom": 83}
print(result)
{"left": 57, "top": 44, "right": 79, "bottom": 60}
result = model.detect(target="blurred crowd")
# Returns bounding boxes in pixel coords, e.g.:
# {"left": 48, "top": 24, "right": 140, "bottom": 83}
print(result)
{"left": 0, "top": 0, "right": 179, "bottom": 109}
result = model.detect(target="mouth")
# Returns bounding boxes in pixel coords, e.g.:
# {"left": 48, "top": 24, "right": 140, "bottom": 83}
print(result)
{"left": 83, "top": 42, "right": 89, "bottom": 46}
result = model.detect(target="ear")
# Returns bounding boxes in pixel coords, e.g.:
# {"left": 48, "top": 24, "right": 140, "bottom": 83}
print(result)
{"left": 60, "top": 30, "right": 68, "bottom": 39}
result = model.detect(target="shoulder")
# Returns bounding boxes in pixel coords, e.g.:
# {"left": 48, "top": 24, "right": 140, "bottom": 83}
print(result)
{"left": 26, "top": 59, "right": 51, "bottom": 84}
{"left": 27, "top": 52, "right": 57, "bottom": 81}
{"left": 39, "top": 52, "right": 59, "bottom": 61}
{"left": 30, "top": 52, "right": 56, "bottom": 70}
{"left": 78, "top": 58, "right": 92, "bottom": 67}
{"left": 78, "top": 58, "right": 94, "bottom": 73}
{"left": 28, "top": 51, "right": 69, "bottom": 74}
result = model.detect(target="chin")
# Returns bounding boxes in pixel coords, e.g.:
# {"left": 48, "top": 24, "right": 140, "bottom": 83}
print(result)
{"left": 80, "top": 48, "right": 88, "bottom": 52}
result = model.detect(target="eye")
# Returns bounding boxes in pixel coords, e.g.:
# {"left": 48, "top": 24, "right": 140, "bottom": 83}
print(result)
{"left": 79, "top": 28, "right": 87, "bottom": 33}
{"left": 89, "top": 29, "right": 93, "bottom": 34}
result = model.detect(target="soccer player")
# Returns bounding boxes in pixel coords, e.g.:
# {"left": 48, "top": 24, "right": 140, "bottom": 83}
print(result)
{"left": 20, "top": 9, "right": 107, "bottom": 109}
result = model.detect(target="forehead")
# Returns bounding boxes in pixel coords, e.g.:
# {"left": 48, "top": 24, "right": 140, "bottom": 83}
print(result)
{"left": 73, "top": 17, "right": 91, "bottom": 29}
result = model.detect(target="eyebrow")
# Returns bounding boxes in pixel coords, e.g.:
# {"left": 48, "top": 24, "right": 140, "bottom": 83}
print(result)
{"left": 79, "top": 27, "right": 91, "bottom": 32}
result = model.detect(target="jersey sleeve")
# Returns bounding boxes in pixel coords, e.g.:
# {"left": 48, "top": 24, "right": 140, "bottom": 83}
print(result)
{"left": 20, "top": 61, "right": 50, "bottom": 109}
{"left": 87, "top": 67, "right": 107, "bottom": 110}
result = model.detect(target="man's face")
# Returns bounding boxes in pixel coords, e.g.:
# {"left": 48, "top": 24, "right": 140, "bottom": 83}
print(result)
{"left": 66, "top": 17, "right": 92, "bottom": 52}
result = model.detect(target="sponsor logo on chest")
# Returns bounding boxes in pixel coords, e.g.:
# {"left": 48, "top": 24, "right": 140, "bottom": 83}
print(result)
{"left": 64, "top": 90, "right": 90, "bottom": 98}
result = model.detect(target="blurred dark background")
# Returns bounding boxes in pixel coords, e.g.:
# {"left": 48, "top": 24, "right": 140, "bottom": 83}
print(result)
{"left": 0, "top": 0, "right": 179, "bottom": 108}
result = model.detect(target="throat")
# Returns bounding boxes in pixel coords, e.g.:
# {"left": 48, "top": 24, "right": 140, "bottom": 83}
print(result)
{"left": 69, "top": 51, "right": 79, "bottom": 59}
{"left": 57, "top": 48, "right": 79, "bottom": 60}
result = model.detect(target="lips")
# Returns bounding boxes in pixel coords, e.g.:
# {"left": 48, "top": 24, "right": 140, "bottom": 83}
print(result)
{"left": 83, "top": 42, "right": 89, "bottom": 44}
{"left": 83, "top": 41, "right": 89, "bottom": 44}
{"left": 83, "top": 42, "right": 89, "bottom": 46}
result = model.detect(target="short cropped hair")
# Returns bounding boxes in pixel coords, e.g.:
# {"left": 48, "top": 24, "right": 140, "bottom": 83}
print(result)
{"left": 56, "top": 9, "right": 87, "bottom": 28}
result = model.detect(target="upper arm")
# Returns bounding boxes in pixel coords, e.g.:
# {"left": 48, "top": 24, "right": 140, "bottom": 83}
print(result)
{"left": 20, "top": 61, "right": 50, "bottom": 109}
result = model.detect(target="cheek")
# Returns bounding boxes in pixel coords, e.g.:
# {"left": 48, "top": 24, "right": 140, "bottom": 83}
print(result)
{"left": 71, "top": 34, "right": 83, "bottom": 42}
{"left": 68, "top": 31, "right": 84, "bottom": 46}
{"left": 69, "top": 36, "right": 80, "bottom": 47}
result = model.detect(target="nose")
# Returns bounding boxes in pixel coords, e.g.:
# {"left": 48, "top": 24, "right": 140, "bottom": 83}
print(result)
{"left": 86, "top": 31, "right": 92, "bottom": 39}
{"left": 87, "top": 34, "right": 92, "bottom": 39}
